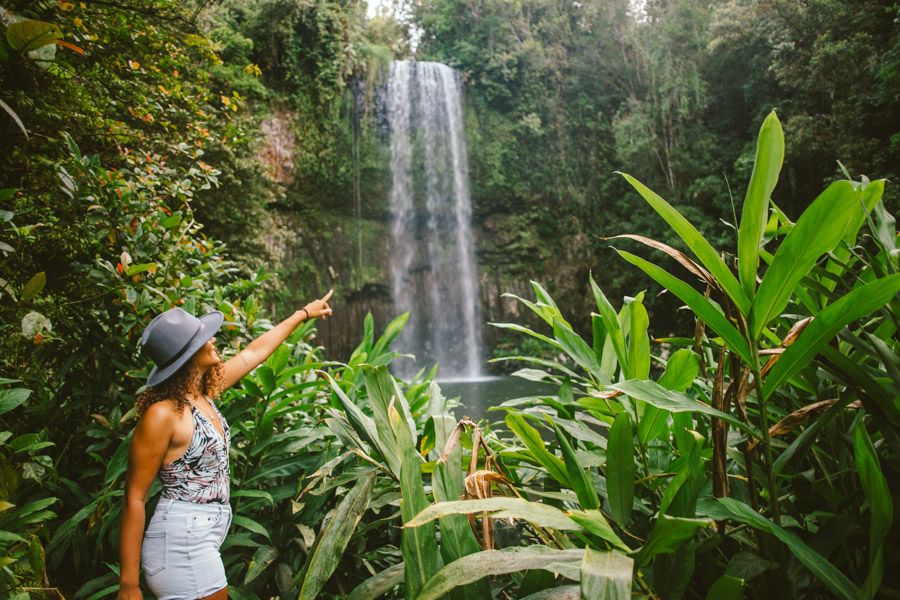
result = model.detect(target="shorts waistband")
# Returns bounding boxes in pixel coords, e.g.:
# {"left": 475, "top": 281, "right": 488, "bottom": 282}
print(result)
{"left": 156, "top": 498, "right": 231, "bottom": 516}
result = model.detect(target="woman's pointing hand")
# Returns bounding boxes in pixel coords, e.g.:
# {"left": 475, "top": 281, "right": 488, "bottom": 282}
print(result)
{"left": 303, "top": 289, "right": 334, "bottom": 320}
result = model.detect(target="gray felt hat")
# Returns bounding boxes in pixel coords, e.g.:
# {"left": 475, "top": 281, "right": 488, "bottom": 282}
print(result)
{"left": 140, "top": 307, "right": 224, "bottom": 387}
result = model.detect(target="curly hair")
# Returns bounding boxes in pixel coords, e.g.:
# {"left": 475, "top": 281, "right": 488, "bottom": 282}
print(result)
{"left": 136, "top": 362, "right": 224, "bottom": 416}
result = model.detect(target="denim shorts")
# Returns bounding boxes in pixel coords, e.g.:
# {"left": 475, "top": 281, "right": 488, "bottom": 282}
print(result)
{"left": 142, "top": 498, "right": 232, "bottom": 600}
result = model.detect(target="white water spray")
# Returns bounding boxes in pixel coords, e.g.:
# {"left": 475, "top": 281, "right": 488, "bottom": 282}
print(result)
{"left": 386, "top": 60, "right": 482, "bottom": 378}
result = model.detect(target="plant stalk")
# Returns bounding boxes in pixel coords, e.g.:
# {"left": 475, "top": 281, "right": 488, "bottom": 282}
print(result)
{"left": 750, "top": 349, "right": 780, "bottom": 525}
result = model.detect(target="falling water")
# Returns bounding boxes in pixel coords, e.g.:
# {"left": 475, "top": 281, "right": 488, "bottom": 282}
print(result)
{"left": 386, "top": 60, "right": 482, "bottom": 379}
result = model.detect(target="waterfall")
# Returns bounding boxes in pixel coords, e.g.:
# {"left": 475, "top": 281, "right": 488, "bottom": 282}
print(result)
{"left": 386, "top": 60, "right": 482, "bottom": 379}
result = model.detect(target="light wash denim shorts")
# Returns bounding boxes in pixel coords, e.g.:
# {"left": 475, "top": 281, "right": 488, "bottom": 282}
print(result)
{"left": 142, "top": 498, "right": 232, "bottom": 600}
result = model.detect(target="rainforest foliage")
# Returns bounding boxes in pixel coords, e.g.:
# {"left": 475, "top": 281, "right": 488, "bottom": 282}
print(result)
{"left": 415, "top": 0, "right": 900, "bottom": 341}
{"left": 0, "top": 0, "right": 898, "bottom": 598}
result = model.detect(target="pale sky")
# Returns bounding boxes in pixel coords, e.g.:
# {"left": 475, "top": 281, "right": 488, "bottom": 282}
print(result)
{"left": 367, "top": 0, "right": 387, "bottom": 19}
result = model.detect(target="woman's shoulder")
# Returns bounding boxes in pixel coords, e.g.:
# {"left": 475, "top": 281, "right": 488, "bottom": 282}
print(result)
{"left": 140, "top": 398, "right": 186, "bottom": 426}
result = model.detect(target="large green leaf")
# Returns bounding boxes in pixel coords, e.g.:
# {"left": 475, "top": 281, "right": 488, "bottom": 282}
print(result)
{"left": 368, "top": 366, "right": 417, "bottom": 440}
{"left": 750, "top": 180, "right": 859, "bottom": 338}
{"left": 21, "top": 271, "right": 46, "bottom": 302}
{"left": 7, "top": 497, "right": 57, "bottom": 522}
{"left": 244, "top": 545, "right": 278, "bottom": 585}
{"left": 658, "top": 349, "right": 701, "bottom": 392}
{"left": 417, "top": 547, "right": 585, "bottom": 600}
{"left": 854, "top": 422, "right": 893, "bottom": 600}
{"left": 553, "top": 318, "right": 607, "bottom": 384}
{"left": 700, "top": 497, "right": 859, "bottom": 600}
{"left": 738, "top": 111, "right": 784, "bottom": 298}
{"left": 505, "top": 412, "right": 571, "bottom": 488}
{"left": 566, "top": 509, "right": 628, "bottom": 551}
{"left": 491, "top": 322, "right": 564, "bottom": 352}
{"left": 390, "top": 401, "right": 442, "bottom": 598}
{"left": 617, "top": 174, "right": 750, "bottom": 314}
{"left": 504, "top": 283, "right": 565, "bottom": 327}
{"left": 0, "top": 387, "right": 30, "bottom": 416}
{"left": 532, "top": 280, "right": 565, "bottom": 313}
{"left": 430, "top": 415, "right": 490, "bottom": 598}
{"left": 606, "top": 412, "right": 634, "bottom": 528}
{"left": 103, "top": 435, "right": 131, "bottom": 485}
{"left": 580, "top": 549, "right": 633, "bottom": 600}
{"left": 231, "top": 515, "right": 271, "bottom": 541}
{"left": 363, "top": 367, "right": 406, "bottom": 477}
{"left": 844, "top": 178, "right": 885, "bottom": 247}
{"left": 6, "top": 20, "right": 62, "bottom": 52}
{"left": 590, "top": 274, "right": 628, "bottom": 375}
{"left": 554, "top": 417, "right": 607, "bottom": 449}
{"left": 46, "top": 498, "right": 100, "bottom": 565}
{"left": 870, "top": 198, "right": 897, "bottom": 266}
{"left": 625, "top": 297, "right": 650, "bottom": 380}
{"left": 0, "top": 531, "right": 26, "bottom": 544}
{"left": 611, "top": 379, "right": 751, "bottom": 434}
{"left": 636, "top": 515, "right": 713, "bottom": 566}
{"left": 658, "top": 430, "right": 705, "bottom": 517}
{"left": 705, "top": 575, "right": 745, "bottom": 600}
{"left": 615, "top": 250, "right": 752, "bottom": 364}
{"left": 348, "top": 312, "right": 375, "bottom": 362}
{"left": 346, "top": 562, "right": 405, "bottom": 600}
{"left": 817, "top": 347, "right": 900, "bottom": 437}
{"left": 490, "top": 355, "right": 580, "bottom": 380}
{"left": 639, "top": 349, "right": 699, "bottom": 443}
{"left": 762, "top": 274, "right": 900, "bottom": 397}
{"left": 231, "top": 489, "right": 274, "bottom": 507}
{"left": 552, "top": 420, "right": 600, "bottom": 510}
{"left": 321, "top": 372, "right": 392, "bottom": 474}
{"left": 406, "top": 497, "right": 580, "bottom": 532}
{"left": 298, "top": 473, "right": 375, "bottom": 599}
{"left": 520, "top": 586, "right": 580, "bottom": 600}
{"left": 370, "top": 311, "right": 409, "bottom": 358}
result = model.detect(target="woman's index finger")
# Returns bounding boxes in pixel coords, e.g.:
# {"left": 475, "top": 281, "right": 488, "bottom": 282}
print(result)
{"left": 321, "top": 289, "right": 334, "bottom": 302}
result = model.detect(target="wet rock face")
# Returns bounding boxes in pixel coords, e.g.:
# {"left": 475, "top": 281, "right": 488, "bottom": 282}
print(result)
{"left": 252, "top": 81, "right": 596, "bottom": 371}
{"left": 257, "top": 111, "right": 296, "bottom": 185}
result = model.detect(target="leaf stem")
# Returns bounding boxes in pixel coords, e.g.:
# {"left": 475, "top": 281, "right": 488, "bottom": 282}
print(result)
{"left": 750, "top": 348, "right": 779, "bottom": 525}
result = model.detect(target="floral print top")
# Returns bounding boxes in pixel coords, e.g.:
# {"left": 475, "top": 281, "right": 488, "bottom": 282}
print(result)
{"left": 159, "top": 402, "right": 230, "bottom": 504}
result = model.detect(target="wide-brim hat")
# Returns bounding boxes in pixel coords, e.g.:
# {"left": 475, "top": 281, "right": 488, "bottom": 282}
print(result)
{"left": 140, "top": 307, "right": 224, "bottom": 387}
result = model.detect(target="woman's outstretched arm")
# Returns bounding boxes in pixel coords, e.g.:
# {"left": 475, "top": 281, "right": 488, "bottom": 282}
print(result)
{"left": 220, "top": 290, "right": 334, "bottom": 390}
{"left": 117, "top": 403, "right": 176, "bottom": 599}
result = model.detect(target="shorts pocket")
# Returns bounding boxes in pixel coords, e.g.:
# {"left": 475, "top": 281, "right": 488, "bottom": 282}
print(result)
{"left": 189, "top": 512, "right": 223, "bottom": 531}
{"left": 141, "top": 530, "right": 167, "bottom": 576}
{"left": 217, "top": 510, "right": 232, "bottom": 549}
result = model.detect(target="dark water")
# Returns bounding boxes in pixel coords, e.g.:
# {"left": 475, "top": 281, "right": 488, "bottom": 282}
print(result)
{"left": 437, "top": 376, "right": 558, "bottom": 422}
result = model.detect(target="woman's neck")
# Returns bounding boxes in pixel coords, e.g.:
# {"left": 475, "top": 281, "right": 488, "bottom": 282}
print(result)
{"left": 183, "top": 365, "right": 208, "bottom": 397}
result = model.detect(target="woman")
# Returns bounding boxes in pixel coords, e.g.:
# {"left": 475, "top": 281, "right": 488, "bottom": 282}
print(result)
{"left": 117, "top": 291, "right": 333, "bottom": 600}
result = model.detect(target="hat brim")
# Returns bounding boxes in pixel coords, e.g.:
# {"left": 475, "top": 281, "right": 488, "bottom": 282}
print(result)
{"left": 146, "top": 310, "right": 224, "bottom": 387}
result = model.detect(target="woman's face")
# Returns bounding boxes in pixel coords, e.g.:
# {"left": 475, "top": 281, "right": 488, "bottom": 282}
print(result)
{"left": 190, "top": 337, "right": 221, "bottom": 370}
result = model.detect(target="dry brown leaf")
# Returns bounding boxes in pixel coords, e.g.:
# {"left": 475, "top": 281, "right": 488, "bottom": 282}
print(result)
{"left": 605, "top": 234, "right": 718, "bottom": 289}
{"left": 438, "top": 416, "right": 477, "bottom": 464}
{"left": 760, "top": 317, "right": 814, "bottom": 378}
{"left": 747, "top": 399, "right": 861, "bottom": 450}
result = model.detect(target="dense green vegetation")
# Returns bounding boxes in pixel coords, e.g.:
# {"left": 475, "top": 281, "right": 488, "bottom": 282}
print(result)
{"left": 0, "top": 0, "right": 374, "bottom": 596}
{"left": 286, "top": 114, "right": 899, "bottom": 599}
{"left": 415, "top": 0, "right": 900, "bottom": 350}
{"left": 1, "top": 0, "right": 898, "bottom": 599}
